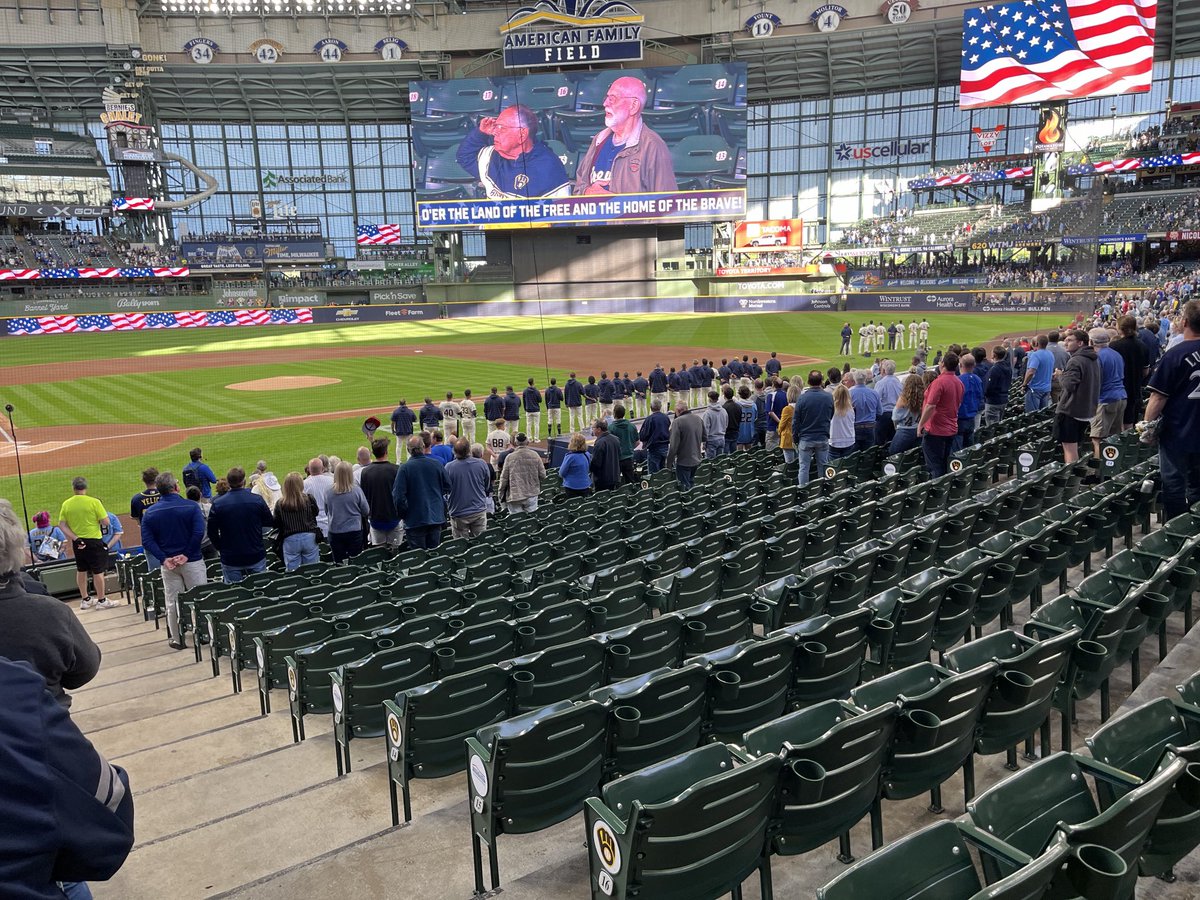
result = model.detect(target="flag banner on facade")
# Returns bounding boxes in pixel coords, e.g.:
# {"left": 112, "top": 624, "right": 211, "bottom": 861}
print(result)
{"left": 0, "top": 267, "right": 190, "bottom": 280}
{"left": 356, "top": 224, "right": 404, "bottom": 244}
{"left": 5, "top": 308, "right": 311, "bottom": 335}
{"left": 959, "top": 0, "right": 1156, "bottom": 110}
{"left": 112, "top": 198, "right": 156, "bottom": 211}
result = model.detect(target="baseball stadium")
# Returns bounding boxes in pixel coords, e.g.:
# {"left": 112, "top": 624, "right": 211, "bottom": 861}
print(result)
{"left": 2, "top": 0, "right": 1200, "bottom": 897}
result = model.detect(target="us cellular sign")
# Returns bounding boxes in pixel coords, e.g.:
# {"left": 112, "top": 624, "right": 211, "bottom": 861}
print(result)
{"left": 500, "top": 0, "right": 644, "bottom": 69}
{"left": 834, "top": 139, "right": 930, "bottom": 163}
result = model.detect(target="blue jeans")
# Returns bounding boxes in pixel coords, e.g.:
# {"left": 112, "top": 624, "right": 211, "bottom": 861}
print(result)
{"left": 61, "top": 883, "right": 93, "bottom": 900}
{"left": 406, "top": 524, "right": 443, "bottom": 549}
{"left": 983, "top": 403, "right": 1005, "bottom": 426}
{"left": 282, "top": 533, "right": 319, "bottom": 571}
{"left": 646, "top": 445, "right": 667, "bottom": 474}
{"left": 1159, "top": 445, "right": 1200, "bottom": 521}
{"left": 725, "top": 439, "right": 737, "bottom": 455}
{"left": 782, "top": 448, "right": 796, "bottom": 464}
{"left": 952, "top": 416, "right": 976, "bottom": 454}
{"left": 676, "top": 464, "right": 697, "bottom": 490}
{"left": 705, "top": 440, "right": 723, "bottom": 459}
{"left": 222, "top": 558, "right": 267, "bottom": 584}
{"left": 923, "top": 433, "right": 955, "bottom": 477}
{"left": 797, "top": 439, "right": 829, "bottom": 486}
{"left": 1024, "top": 388, "right": 1050, "bottom": 412}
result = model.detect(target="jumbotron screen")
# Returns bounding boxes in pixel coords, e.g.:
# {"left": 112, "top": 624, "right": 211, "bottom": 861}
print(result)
{"left": 409, "top": 63, "right": 748, "bottom": 230}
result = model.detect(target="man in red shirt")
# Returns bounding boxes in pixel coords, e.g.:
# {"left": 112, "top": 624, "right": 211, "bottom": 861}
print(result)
{"left": 918, "top": 351, "right": 964, "bottom": 477}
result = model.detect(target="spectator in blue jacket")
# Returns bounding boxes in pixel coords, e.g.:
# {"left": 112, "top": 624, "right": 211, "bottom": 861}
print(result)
{"left": 954, "top": 354, "right": 985, "bottom": 452}
{"left": 983, "top": 345, "right": 1013, "bottom": 425}
{"left": 558, "top": 432, "right": 593, "bottom": 498}
{"left": 140, "top": 472, "right": 207, "bottom": 650}
{"left": 182, "top": 447, "right": 216, "bottom": 502}
{"left": 849, "top": 370, "right": 881, "bottom": 452}
{"left": 0, "top": 655, "right": 134, "bottom": 899}
{"left": 638, "top": 399, "right": 671, "bottom": 473}
{"left": 390, "top": 400, "right": 416, "bottom": 461}
{"left": 391, "top": 436, "right": 450, "bottom": 549}
{"left": 207, "top": 466, "right": 274, "bottom": 584}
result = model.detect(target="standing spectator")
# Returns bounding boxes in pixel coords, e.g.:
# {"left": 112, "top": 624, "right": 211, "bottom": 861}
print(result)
{"left": 753, "top": 380, "right": 769, "bottom": 448}
{"left": 1111, "top": 314, "right": 1150, "bottom": 431}
{"left": 1023, "top": 335, "right": 1053, "bottom": 411}
{"left": 564, "top": 373, "right": 585, "bottom": 434}
{"left": 100, "top": 508, "right": 123, "bottom": 556}
{"left": 352, "top": 447, "right": 371, "bottom": 484}
{"left": 326, "top": 461, "right": 370, "bottom": 562}
{"left": 439, "top": 392, "right": 460, "bottom": 440}
{"left": 392, "top": 436, "right": 450, "bottom": 549}
{"left": 390, "top": 400, "right": 416, "bottom": 461}
{"left": 589, "top": 419, "right": 622, "bottom": 492}
{"left": 140, "top": 472, "right": 206, "bottom": 648}
{"left": 765, "top": 379, "right": 787, "bottom": 451}
{"left": 890, "top": 376, "right": 924, "bottom": 454}
{"left": 498, "top": 433, "right": 545, "bottom": 514}
{"left": 609, "top": 405, "right": 639, "bottom": 483}
{"left": 303, "top": 457, "right": 335, "bottom": 537}
{"left": 544, "top": 378, "right": 564, "bottom": 436}
{"left": 559, "top": 433, "right": 593, "bottom": 499}
{"left": 0, "top": 656, "right": 133, "bottom": 900}
{"left": 0, "top": 499, "right": 100, "bottom": 708}
{"left": 522, "top": 378, "right": 543, "bottom": 438}
{"left": 983, "top": 345, "right": 1013, "bottom": 425}
{"left": 1090, "top": 328, "right": 1127, "bottom": 460}
{"left": 445, "top": 439, "right": 492, "bottom": 540}
{"left": 666, "top": 401, "right": 705, "bottom": 489}
{"left": 1143, "top": 299, "right": 1200, "bottom": 520}
{"left": 252, "top": 464, "right": 281, "bottom": 510}
{"left": 419, "top": 397, "right": 442, "bottom": 433}
{"left": 129, "top": 466, "right": 160, "bottom": 526}
{"left": 1138, "top": 316, "right": 1162, "bottom": 370}
{"left": 486, "top": 418, "right": 511, "bottom": 470}
{"left": 954, "top": 355, "right": 984, "bottom": 452}
{"left": 829, "top": 384, "right": 857, "bottom": 460}
{"left": 873, "top": 360, "right": 903, "bottom": 447}
{"left": 1055, "top": 330, "right": 1101, "bottom": 464}
{"left": 57, "top": 477, "right": 114, "bottom": 610}
{"left": 483, "top": 388, "right": 505, "bottom": 434}
{"left": 503, "top": 385, "right": 522, "bottom": 435}
{"left": 28, "top": 511, "right": 67, "bottom": 563}
{"left": 360, "top": 438, "right": 403, "bottom": 548}
{"left": 182, "top": 447, "right": 217, "bottom": 505}
{"left": 734, "top": 385, "right": 757, "bottom": 451}
{"left": 702, "top": 390, "right": 728, "bottom": 459}
{"left": 778, "top": 382, "right": 798, "bottom": 464}
{"left": 429, "top": 430, "right": 454, "bottom": 465}
{"left": 722, "top": 386, "right": 741, "bottom": 454}
{"left": 638, "top": 400, "right": 671, "bottom": 474}
{"left": 207, "top": 466, "right": 273, "bottom": 583}
{"left": 1046, "top": 331, "right": 1069, "bottom": 408}
{"left": 793, "top": 370, "right": 834, "bottom": 485}
{"left": 849, "top": 370, "right": 881, "bottom": 452}
{"left": 918, "top": 352, "right": 964, "bottom": 477}
{"left": 273, "top": 473, "right": 322, "bottom": 572}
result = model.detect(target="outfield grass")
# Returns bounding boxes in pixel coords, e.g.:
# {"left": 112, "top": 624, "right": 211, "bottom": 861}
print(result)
{"left": 0, "top": 310, "right": 1069, "bottom": 516}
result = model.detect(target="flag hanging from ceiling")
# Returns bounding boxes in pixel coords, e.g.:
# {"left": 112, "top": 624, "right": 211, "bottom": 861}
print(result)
{"left": 960, "top": 0, "right": 1157, "bottom": 110}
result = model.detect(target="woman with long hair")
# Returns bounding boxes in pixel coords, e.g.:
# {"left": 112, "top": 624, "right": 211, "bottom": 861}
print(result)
{"left": 778, "top": 383, "right": 800, "bottom": 464}
{"left": 272, "top": 472, "right": 321, "bottom": 570}
{"left": 890, "top": 376, "right": 925, "bottom": 454}
{"left": 558, "top": 433, "right": 593, "bottom": 499}
{"left": 326, "top": 461, "right": 370, "bottom": 563}
{"left": 829, "top": 383, "right": 856, "bottom": 459}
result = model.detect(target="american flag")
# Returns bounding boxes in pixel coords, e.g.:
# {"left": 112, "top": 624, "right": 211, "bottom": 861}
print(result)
{"left": 153, "top": 267, "right": 190, "bottom": 277}
{"left": 1067, "top": 152, "right": 1200, "bottom": 175}
{"left": 908, "top": 166, "right": 1033, "bottom": 189}
{"left": 78, "top": 268, "right": 122, "bottom": 278}
{"left": 960, "top": 1, "right": 1157, "bottom": 110}
{"left": 43, "top": 268, "right": 78, "bottom": 279}
{"left": 7, "top": 308, "right": 314, "bottom": 335}
{"left": 112, "top": 198, "right": 155, "bottom": 211}
{"left": 0, "top": 269, "right": 41, "bottom": 280}
{"left": 357, "top": 223, "right": 403, "bottom": 245}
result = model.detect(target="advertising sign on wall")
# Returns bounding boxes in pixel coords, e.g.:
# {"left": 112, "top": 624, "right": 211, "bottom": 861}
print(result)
{"left": 732, "top": 219, "right": 803, "bottom": 252}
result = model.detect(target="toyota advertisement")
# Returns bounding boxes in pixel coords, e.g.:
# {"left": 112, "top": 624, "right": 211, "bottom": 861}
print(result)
{"left": 732, "top": 219, "right": 803, "bottom": 253}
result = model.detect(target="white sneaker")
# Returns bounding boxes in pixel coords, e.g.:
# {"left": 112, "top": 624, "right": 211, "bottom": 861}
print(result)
{"left": 80, "top": 597, "right": 93, "bottom": 610}
{"left": 95, "top": 598, "right": 118, "bottom": 610}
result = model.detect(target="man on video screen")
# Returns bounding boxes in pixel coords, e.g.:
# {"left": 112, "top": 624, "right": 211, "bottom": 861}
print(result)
{"left": 456, "top": 104, "right": 571, "bottom": 200}
{"left": 575, "top": 75, "right": 677, "bottom": 196}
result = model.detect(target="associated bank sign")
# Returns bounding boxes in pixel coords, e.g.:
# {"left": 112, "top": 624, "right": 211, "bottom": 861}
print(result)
{"left": 500, "top": 0, "right": 644, "bottom": 69}
{"left": 261, "top": 170, "right": 348, "bottom": 188}
{"left": 835, "top": 139, "right": 930, "bottom": 163}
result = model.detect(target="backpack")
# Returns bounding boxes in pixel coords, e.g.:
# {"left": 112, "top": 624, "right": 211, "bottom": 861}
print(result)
{"left": 182, "top": 464, "right": 202, "bottom": 492}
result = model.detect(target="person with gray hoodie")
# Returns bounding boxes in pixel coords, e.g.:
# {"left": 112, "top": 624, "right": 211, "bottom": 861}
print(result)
{"left": 702, "top": 390, "right": 728, "bottom": 459}
{"left": 1055, "top": 329, "right": 1101, "bottom": 464}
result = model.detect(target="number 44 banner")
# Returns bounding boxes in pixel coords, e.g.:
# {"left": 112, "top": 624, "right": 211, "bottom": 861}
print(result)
{"left": 314, "top": 38, "right": 348, "bottom": 63}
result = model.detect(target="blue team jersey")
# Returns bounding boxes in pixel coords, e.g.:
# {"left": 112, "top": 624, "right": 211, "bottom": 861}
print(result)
{"left": 588, "top": 137, "right": 620, "bottom": 187}
{"left": 456, "top": 128, "right": 569, "bottom": 198}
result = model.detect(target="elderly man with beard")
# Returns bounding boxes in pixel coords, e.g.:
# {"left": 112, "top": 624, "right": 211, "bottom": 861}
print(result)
{"left": 575, "top": 75, "right": 677, "bottom": 195}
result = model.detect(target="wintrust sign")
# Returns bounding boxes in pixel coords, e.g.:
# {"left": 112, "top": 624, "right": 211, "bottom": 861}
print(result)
{"left": 834, "top": 139, "right": 930, "bottom": 163}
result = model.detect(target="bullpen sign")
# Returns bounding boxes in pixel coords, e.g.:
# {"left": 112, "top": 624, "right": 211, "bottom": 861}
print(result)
{"left": 500, "top": 0, "right": 644, "bottom": 69}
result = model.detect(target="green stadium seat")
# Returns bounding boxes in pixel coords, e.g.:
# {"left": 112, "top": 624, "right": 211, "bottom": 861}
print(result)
{"left": 740, "top": 699, "right": 899, "bottom": 860}
{"left": 508, "top": 636, "right": 607, "bottom": 714}
{"left": 467, "top": 700, "right": 609, "bottom": 895}
{"left": 419, "top": 76, "right": 501, "bottom": 117}
{"left": 694, "top": 633, "right": 793, "bottom": 741}
{"left": 432, "top": 619, "right": 518, "bottom": 672}
{"left": 678, "top": 594, "right": 761, "bottom": 654}
{"left": 861, "top": 584, "right": 939, "bottom": 679}
{"left": 226, "top": 600, "right": 309, "bottom": 694}
{"left": 851, "top": 661, "right": 996, "bottom": 811}
{"left": 639, "top": 104, "right": 702, "bottom": 143}
{"left": 602, "top": 614, "right": 684, "bottom": 677}
{"left": 780, "top": 608, "right": 871, "bottom": 708}
{"left": 285, "top": 632, "right": 375, "bottom": 742}
{"left": 553, "top": 109, "right": 606, "bottom": 153}
{"left": 669, "top": 135, "right": 736, "bottom": 190}
{"left": 1179, "top": 668, "right": 1200, "bottom": 708}
{"left": 711, "top": 103, "right": 747, "bottom": 149}
{"left": 583, "top": 743, "right": 780, "bottom": 900}
{"left": 1086, "top": 697, "right": 1200, "bottom": 880}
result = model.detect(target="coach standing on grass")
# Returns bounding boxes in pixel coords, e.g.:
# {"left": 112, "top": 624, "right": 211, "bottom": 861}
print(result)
{"left": 523, "top": 378, "right": 543, "bottom": 439}
{"left": 141, "top": 472, "right": 206, "bottom": 649}
{"left": 390, "top": 400, "right": 416, "bottom": 461}
{"left": 392, "top": 436, "right": 450, "bottom": 550}
{"left": 1142, "top": 299, "right": 1200, "bottom": 520}
{"left": 207, "top": 466, "right": 273, "bottom": 584}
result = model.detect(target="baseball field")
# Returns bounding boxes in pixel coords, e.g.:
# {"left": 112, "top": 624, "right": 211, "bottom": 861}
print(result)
{"left": 0, "top": 309, "right": 1064, "bottom": 520}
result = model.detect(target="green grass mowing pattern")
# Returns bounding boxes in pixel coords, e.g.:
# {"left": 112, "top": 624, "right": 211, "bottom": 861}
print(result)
{"left": 0, "top": 311, "right": 1069, "bottom": 369}
{"left": 0, "top": 416, "right": 481, "bottom": 526}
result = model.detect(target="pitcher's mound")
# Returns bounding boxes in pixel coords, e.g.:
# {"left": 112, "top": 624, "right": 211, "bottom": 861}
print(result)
{"left": 228, "top": 376, "right": 341, "bottom": 391}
